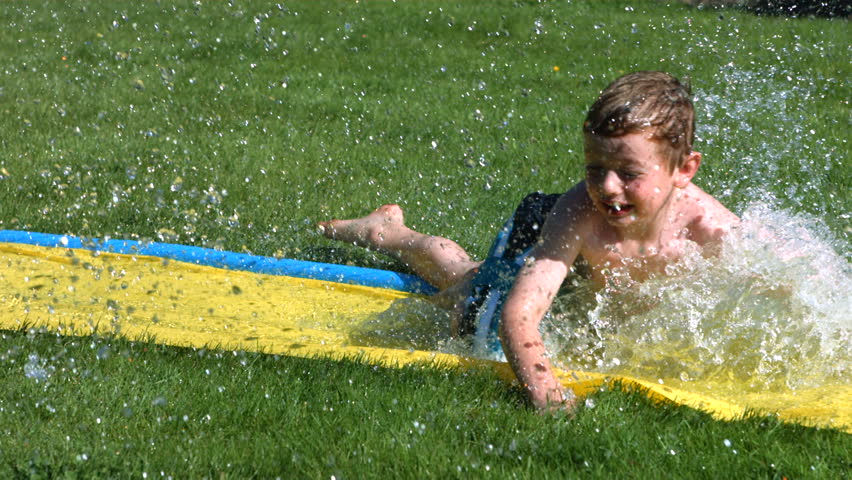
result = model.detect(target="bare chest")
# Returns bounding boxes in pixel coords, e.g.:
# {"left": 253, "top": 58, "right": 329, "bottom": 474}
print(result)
{"left": 580, "top": 238, "right": 694, "bottom": 287}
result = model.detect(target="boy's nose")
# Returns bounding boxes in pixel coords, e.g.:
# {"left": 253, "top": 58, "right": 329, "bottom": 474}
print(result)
{"left": 600, "top": 170, "right": 622, "bottom": 196}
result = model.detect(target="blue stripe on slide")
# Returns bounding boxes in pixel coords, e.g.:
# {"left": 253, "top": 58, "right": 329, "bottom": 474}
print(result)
{"left": 0, "top": 230, "right": 437, "bottom": 295}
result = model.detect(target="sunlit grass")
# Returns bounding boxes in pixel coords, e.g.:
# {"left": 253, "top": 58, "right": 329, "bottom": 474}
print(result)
{"left": 2, "top": 0, "right": 847, "bottom": 260}
{"left": 2, "top": 331, "right": 849, "bottom": 478}
{"left": 0, "top": 0, "right": 849, "bottom": 477}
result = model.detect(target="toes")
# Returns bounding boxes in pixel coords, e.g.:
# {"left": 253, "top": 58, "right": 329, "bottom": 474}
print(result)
{"left": 316, "top": 221, "right": 336, "bottom": 237}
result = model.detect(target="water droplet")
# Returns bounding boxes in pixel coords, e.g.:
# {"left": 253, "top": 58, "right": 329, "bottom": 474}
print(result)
{"left": 96, "top": 346, "right": 110, "bottom": 360}
{"left": 24, "top": 354, "right": 51, "bottom": 381}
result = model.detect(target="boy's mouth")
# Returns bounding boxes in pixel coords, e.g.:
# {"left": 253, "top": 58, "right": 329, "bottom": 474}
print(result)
{"left": 604, "top": 201, "right": 633, "bottom": 217}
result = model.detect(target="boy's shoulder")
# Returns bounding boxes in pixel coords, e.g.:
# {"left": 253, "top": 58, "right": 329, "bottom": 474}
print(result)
{"left": 544, "top": 182, "right": 738, "bottom": 248}
{"left": 678, "top": 184, "right": 739, "bottom": 245}
{"left": 546, "top": 182, "right": 597, "bottom": 227}
{"left": 537, "top": 182, "right": 600, "bottom": 245}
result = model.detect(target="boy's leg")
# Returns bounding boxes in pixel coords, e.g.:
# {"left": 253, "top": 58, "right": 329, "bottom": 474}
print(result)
{"left": 318, "top": 204, "right": 480, "bottom": 291}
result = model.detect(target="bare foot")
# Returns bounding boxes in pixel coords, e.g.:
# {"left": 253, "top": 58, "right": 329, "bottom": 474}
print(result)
{"left": 318, "top": 204, "right": 406, "bottom": 250}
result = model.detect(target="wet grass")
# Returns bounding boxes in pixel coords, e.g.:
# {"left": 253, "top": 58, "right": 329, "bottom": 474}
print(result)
{"left": 1, "top": 0, "right": 848, "bottom": 261}
{"left": 0, "top": 0, "right": 849, "bottom": 477}
{"left": 1, "top": 330, "right": 849, "bottom": 478}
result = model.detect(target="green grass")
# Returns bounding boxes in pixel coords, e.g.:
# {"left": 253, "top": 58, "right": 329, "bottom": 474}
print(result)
{"left": 2, "top": 331, "right": 849, "bottom": 478}
{"left": 0, "top": 0, "right": 849, "bottom": 477}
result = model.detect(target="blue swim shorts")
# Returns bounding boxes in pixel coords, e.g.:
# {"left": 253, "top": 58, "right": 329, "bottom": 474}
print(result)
{"left": 460, "top": 192, "right": 561, "bottom": 354}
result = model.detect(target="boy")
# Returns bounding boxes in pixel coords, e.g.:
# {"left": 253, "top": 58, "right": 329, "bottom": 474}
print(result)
{"left": 319, "top": 71, "right": 739, "bottom": 412}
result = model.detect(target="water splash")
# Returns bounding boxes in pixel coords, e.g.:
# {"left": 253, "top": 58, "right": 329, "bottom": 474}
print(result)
{"left": 693, "top": 65, "right": 847, "bottom": 242}
{"left": 349, "top": 200, "right": 850, "bottom": 395}
{"left": 547, "top": 202, "right": 850, "bottom": 393}
{"left": 349, "top": 297, "right": 453, "bottom": 351}
{"left": 24, "top": 353, "right": 54, "bottom": 382}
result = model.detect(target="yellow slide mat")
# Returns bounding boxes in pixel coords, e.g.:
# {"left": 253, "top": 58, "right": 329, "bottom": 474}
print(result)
{"left": 1, "top": 242, "right": 848, "bottom": 432}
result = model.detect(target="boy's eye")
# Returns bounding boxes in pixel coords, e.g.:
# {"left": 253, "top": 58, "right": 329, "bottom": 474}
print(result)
{"left": 619, "top": 171, "right": 640, "bottom": 180}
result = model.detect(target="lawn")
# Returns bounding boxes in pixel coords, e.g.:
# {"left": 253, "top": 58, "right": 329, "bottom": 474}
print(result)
{"left": 0, "top": 0, "right": 849, "bottom": 477}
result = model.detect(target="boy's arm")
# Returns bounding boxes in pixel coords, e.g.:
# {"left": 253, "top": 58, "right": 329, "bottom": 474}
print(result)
{"left": 499, "top": 191, "right": 587, "bottom": 411}
{"left": 500, "top": 254, "right": 573, "bottom": 410}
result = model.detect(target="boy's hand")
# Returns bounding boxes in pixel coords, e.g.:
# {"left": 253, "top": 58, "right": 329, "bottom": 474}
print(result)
{"left": 534, "top": 385, "right": 579, "bottom": 416}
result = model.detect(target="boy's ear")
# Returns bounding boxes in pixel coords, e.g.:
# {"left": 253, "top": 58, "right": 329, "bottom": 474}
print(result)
{"left": 674, "top": 151, "right": 701, "bottom": 188}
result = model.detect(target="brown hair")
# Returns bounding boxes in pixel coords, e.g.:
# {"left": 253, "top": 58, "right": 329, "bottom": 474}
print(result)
{"left": 583, "top": 71, "right": 694, "bottom": 169}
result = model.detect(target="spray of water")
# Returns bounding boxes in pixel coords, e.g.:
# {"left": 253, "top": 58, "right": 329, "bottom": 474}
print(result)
{"left": 693, "top": 65, "right": 847, "bottom": 243}
{"left": 540, "top": 65, "right": 850, "bottom": 392}
{"left": 360, "top": 208, "right": 851, "bottom": 395}
{"left": 546, "top": 202, "right": 850, "bottom": 392}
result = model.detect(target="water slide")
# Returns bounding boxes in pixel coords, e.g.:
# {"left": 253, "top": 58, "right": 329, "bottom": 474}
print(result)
{"left": 0, "top": 230, "right": 848, "bottom": 433}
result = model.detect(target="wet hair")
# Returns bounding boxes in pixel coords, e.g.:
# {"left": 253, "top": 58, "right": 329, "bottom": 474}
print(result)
{"left": 583, "top": 71, "right": 694, "bottom": 170}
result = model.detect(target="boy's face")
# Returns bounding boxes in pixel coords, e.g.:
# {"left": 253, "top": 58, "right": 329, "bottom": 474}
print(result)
{"left": 583, "top": 132, "right": 692, "bottom": 232}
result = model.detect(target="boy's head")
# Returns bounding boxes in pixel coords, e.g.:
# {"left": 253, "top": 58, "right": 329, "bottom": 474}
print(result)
{"left": 583, "top": 71, "right": 694, "bottom": 170}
